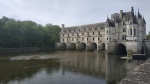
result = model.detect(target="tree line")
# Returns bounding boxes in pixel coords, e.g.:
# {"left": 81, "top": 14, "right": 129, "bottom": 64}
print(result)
{"left": 0, "top": 16, "right": 61, "bottom": 48}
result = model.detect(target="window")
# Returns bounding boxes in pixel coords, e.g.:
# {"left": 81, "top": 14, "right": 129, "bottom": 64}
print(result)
{"left": 67, "top": 39, "right": 68, "bottom": 41}
{"left": 88, "top": 32, "right": 89, "bottom": 35}
{"left": 99, "top": 32, "right": 100, "bottom": 35}
{"left": 130, "top": 21, "right": 133, "bottom": 24}
{"left": 107, "top": 38, "right": 108, "bottom": 40}
{"left": 130, "top": 28, "right": 132, "bottom": 35}
{"left": 93, "top": 37, "right": 94, "bottom": 41}
{"left": 68, "top": 34, "right": 69, "bottom": 37}
{"left": 63, "top": 39, "right": 64, "bottom": 41}
{"left": 87, "top": 38, "right": 88, "bottom": 41}
{"left": 72, "top": 38, "right": 74, "bottom": 41}
{"left": 98, "top": 37, "right": 100, "bottom": 41}
{"left": 122, "top": 35, "right": 124, "bottom": 40}
{"left": 93, "top": 32, "right": 94, "bottom": 35}
{"left": 107, "top": 30, "right": 108, "bottom": 33}
{"left": 82, "top": 38, "right": 84, "bottom": 41}
{"left": 76, "top": 38, "right": 78, "bottom": 41}
{"left": 77, "top": 33, "right": 78, "bottom": 36}
{"left": 123, "top": 28, "right": 126, "bottom": 32}
{"left": 62, "top": 34, "right": 64, "bottom": 37}
{"left": 72, "top": 33, "right": 74, "bottom": 36}
{"left": 122, "top": 35, "right": 126, "bottom": 40}
{"left": 82, "top": 33, "right": 84, "bottom": 35}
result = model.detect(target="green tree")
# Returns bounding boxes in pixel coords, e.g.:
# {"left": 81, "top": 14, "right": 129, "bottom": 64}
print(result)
{"left": 0, "top": 16, "right": 61, "bottom": 48}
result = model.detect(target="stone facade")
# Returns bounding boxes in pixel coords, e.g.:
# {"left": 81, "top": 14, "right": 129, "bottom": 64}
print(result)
{"left": 57, "top": 7, "right": 146, "bottom": 54}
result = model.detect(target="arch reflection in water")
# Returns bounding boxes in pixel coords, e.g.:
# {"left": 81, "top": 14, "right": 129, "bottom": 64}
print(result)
{"left": 61, "top": 52, "right": 137, "bottom": 84}
{"left": 0, "top": 51, "right": 140, "bottom": 84}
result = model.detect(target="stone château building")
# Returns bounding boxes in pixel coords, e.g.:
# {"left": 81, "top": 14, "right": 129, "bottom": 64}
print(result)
{"left": 57, "top": 7, "right": 146, "bottom": 54}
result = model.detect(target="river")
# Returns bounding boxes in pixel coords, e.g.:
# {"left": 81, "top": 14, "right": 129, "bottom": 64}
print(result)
{"left": 0, "top": 50, "right": 142, "bottom": 84}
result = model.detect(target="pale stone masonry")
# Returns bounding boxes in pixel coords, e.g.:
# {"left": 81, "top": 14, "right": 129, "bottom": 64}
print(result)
{"left": 57, "top": 7, "right": 147, "bottom": 54}
{"left": 119, "top": 59, "right": 150, "bottom": 84}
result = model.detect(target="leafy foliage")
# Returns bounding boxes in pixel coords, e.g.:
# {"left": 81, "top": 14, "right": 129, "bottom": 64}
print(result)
{"left": 0, "top": 16, "right": 61, "bottom": 48}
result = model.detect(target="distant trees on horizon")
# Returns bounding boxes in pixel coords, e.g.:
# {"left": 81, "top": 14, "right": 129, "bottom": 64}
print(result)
{"left": 0, "top": 16, "right": 61, "bottom": 48}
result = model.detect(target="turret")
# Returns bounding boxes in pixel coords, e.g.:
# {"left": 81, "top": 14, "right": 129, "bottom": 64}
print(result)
{"left": 105, "top": 17, "right": 115, "bottom": 27}
{"left": 131, "top": 6, "right": 134, "bottom": 15}
{"left": 143, "top": 17, "right": 146, "bottom": 24}
{"left": 138, "top": 9, "right": 142, "bottom": 18}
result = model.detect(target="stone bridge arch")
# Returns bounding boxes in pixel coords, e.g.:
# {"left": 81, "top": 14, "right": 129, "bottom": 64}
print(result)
{"left": 102, "top": 43, "right": 106, "bottom": 51}
{"left": 115, "top": 43, "right": 127, "bottom": 54}
{"left": 91, "top": 42, "right": 97, "bottom": 51}
{"left": 79, "top": 42, "right": 86, "bottom": 50}
{"left": 70, "top": 43, "right": 76, "bottom": 50}
{"left": 61, "top": 43, "right": 66, "bottom": 49}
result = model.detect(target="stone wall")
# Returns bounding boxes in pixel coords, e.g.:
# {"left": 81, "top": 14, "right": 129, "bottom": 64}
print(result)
{"left": 119, "top": 59, "right": 150, "bottom": 84}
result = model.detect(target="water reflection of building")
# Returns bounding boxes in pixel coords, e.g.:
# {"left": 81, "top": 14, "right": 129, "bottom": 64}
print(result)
{"left": 61, "top": 53, "right": 139, "bottom": 84}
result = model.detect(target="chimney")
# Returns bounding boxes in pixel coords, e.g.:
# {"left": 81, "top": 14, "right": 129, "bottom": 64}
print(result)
{"left": 61, "top": 24, "right": 65, "bottom": 32}
{"left": 120, "top": 10, "right": 123, "bottom": 18}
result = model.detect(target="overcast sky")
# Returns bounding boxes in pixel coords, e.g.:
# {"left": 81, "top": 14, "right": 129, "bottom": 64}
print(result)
{"left": 0, "top": 0, "right": 150, "bottom": 33}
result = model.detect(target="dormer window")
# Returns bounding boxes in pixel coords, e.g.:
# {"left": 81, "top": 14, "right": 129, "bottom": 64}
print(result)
{"left": 130, "top": 21, "right": 133, "bottom": 24}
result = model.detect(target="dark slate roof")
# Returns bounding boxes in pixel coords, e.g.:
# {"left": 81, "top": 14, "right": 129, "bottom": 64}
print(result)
{"left": 65, "top": 22, "right": 106, "bottom": 29}
{"left": 143, "top": 17, "right": 146, "bottom": 24}
{"left": 111, "top": 11, "right": 138, "bottom": 24}
{"left": 106, "top": 18, "right": 115, "bottom": 27}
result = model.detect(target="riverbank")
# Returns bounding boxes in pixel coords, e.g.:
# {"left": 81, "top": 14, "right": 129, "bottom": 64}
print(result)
{"left": 0, "top": 47, "right": 54, "bottom": 53}
{"left": 119, "top": 58, "right": 150, "bottom": 84}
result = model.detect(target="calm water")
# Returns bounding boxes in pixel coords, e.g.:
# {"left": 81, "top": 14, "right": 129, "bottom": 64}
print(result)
{"left": 0, "top": 51, "right": 142, "bottom": 84}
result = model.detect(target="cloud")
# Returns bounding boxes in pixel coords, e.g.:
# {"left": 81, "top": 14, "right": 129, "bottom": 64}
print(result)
{"left": 0, "top": 0, "right": 150, "bottom": 33}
